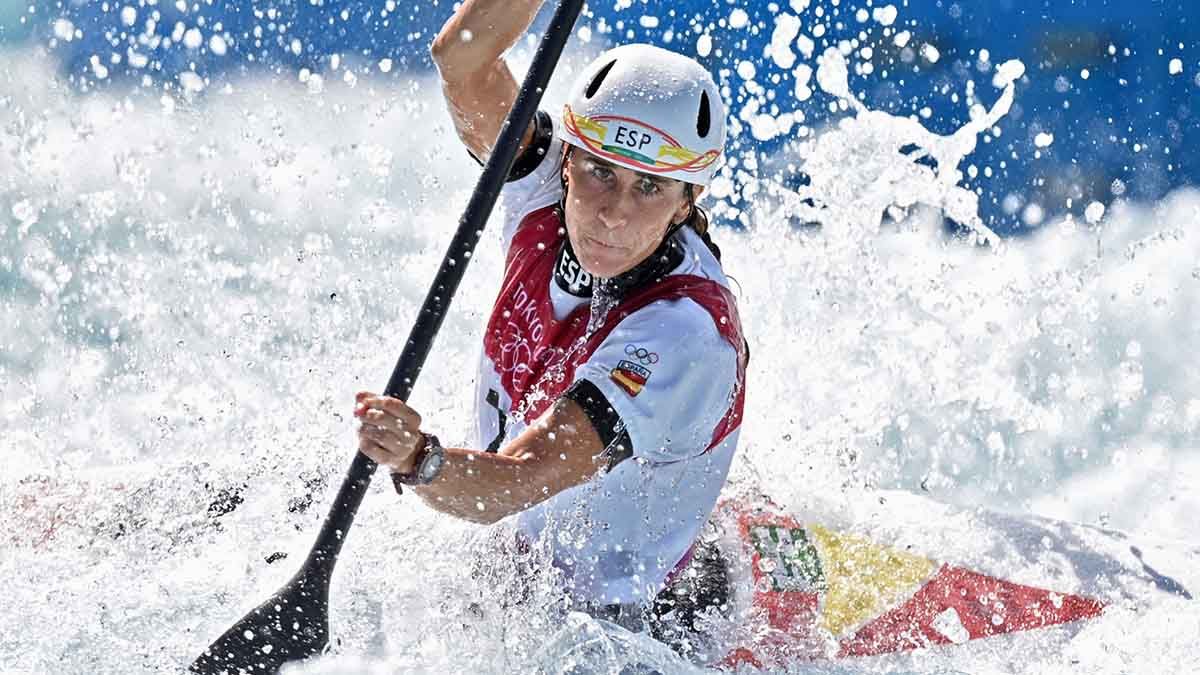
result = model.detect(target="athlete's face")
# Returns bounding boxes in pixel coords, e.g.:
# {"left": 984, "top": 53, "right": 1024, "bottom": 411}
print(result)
{"left": 562, "top": 149, "right": 696, "bottom": 278}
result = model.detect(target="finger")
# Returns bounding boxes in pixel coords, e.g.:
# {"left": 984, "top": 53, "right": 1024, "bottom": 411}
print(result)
{"left": 356, "top": 407, "right": 420, "bottom": 443}
{"left": 358, "top": 436, "right": 395, "bottom": 467}
{"left": 376, "top": 396, "right": 422, "bottom": 429}
{"left": 359, "top": 422, "right": 422, "bottom": 456}
{"left": 359, "top": 395, "right": 422, "bottom": 429}
{"left": 361, "top": 408, "right": 407, "bottom": 433}
{"left": 359, "top": 433, "right": 419, "bottom": 473}
{"left": 353, "top": 391, "right": 375, "bottom": 418}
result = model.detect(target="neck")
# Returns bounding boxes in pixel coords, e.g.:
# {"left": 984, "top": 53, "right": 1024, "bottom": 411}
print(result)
{"left": 554, "top": 230, "right": 686, "bottom": 300}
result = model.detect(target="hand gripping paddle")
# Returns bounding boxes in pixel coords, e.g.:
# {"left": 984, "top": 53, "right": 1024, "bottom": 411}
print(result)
{"left": 188, "top": 1, "right": 585, "bottom": 671}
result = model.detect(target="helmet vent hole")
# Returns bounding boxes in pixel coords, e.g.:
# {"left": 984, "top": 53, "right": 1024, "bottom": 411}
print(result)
{"left": 697, "top": 91, "right": 712, "bottom": 138}
{"left": 586, "top": 60, "right": 617, "bottom": 99}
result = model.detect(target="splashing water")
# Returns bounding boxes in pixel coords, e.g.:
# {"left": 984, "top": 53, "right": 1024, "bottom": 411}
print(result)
{"left": 1, "top": 13, "right": 1198, "bottom": 675}
{"left": 774, "top": 47, "right": 1015, "bottom": 246}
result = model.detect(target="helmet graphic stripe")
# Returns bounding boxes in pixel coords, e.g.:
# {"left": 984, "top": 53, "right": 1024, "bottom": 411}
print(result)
{"left": 556, "top": 44, "right": 726, "bottom": 185}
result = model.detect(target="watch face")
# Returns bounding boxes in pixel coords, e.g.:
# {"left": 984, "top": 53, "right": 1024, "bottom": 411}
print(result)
{"left": 419, "top": 451, "right": 445, "bottom": 482}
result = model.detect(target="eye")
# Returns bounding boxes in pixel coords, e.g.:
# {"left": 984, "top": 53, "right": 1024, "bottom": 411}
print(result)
{"left": 587, "top": 162, "right": 614, "bottom": 181}
{"left": 636, "top": 178, "right": 661, "bottom": 196}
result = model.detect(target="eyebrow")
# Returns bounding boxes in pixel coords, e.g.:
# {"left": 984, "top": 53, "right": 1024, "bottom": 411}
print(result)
{"left": 587, "top": 155, "right": 671, "bottom": 184}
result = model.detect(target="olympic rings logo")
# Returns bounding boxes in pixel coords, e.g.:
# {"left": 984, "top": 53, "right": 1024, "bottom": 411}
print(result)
{"left": 624, "top": 344, "right": 659, "bottom": 365}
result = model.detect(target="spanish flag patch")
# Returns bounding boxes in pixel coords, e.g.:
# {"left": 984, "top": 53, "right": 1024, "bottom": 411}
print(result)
{"left": 610, "top": 360, "right": 651, "bottom": 397}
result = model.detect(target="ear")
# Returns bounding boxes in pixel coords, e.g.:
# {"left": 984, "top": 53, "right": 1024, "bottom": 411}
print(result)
{"left": 561, "top": 145, "right": 573, "bottom": 184}
{"left": 672, "top": 185, "right": 702, "bottom": 223}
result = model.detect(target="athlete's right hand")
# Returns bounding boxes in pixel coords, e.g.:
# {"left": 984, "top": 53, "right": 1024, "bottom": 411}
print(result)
{"left": 354, "top": 391, "right": 425, "bottom": 475}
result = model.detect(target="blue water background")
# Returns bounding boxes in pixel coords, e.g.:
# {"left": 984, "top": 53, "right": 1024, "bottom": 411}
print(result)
{"left": 3, "top": 0, "right": 1198, "bottom": 233}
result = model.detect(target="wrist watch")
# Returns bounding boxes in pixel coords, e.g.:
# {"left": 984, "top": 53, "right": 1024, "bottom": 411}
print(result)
{"left": 390, "top": 433, "right": 446, "bottom": 494}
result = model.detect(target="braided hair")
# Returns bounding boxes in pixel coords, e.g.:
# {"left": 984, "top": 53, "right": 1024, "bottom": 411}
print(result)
{"left": 680, "top": 184, "right": 721, "bottom": 261}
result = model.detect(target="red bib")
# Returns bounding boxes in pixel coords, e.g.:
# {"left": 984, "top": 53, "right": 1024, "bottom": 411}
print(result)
{"left": 483, "top": 205, "right": 747, "bottom": 449}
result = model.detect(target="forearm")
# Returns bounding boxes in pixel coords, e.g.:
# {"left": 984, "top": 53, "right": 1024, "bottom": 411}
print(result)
{"left": 430, "top": 0, "right": 545, "bottom": 80}
{"left": 375, "top": 397, "right": 605, "bottom": 525}
{"left": 411, "top": 447, "right": 574, "bottom": 524}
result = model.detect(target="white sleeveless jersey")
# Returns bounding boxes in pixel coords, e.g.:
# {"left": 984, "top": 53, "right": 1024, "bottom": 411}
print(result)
{"left": 474, "top": 133, "right": 746, "bottom": 606}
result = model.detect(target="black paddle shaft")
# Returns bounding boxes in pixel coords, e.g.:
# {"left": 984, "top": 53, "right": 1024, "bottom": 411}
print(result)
{"left": 189, "top": 1, "right": 585, "bottom": 672}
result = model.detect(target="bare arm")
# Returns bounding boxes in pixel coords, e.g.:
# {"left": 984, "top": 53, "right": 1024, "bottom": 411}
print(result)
{"left": 430, "top": 0, "right": 545, "bottom": 162}
{"left": 412, "top": 398, "right": 606, "bottom": 523}
{"left": 355, "top": 392, "right": 608, "bottom": 525}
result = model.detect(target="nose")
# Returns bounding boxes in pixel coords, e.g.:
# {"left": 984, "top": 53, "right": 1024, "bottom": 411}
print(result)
{"left": 596, "top": 192, "right": 637, "bottom": 230}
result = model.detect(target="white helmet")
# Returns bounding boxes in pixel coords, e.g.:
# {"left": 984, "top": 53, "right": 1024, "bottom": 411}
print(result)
{"left": 557, "top": 43, "right": 726, "bottom": 186}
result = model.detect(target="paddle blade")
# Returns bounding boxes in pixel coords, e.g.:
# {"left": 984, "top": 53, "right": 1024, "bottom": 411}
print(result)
{"left": 189, "top": 572, "right": 330, "bottom": 675}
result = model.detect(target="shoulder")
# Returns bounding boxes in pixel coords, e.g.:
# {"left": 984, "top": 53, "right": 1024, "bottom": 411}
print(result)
{"left": 670, "top": 227, "right": 733, "bottom": 289}
{"left": 578, "top": 298, "right": 738, "bottom": 463}
{"left": 622, "top": 295, "right": 727, "bottom": 340}
{"left": 604, "top": 296, "right": 737, "bottom": 379}
{"left": 498, "top": 118, "right": 565, "bottom": 252}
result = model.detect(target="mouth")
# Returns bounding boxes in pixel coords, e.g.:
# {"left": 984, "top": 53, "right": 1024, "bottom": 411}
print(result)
{"left": 582, "top": 234, "right": 624, "bottom": 251}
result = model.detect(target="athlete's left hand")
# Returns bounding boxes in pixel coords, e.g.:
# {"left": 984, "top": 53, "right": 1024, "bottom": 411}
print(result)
{"left": 354, "top": 391, "right": 425, "bottom": 474}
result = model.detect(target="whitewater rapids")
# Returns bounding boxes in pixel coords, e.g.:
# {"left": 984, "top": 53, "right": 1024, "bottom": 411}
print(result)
{"left": 1, "top": 44, "right": 1198, "bottom": 674}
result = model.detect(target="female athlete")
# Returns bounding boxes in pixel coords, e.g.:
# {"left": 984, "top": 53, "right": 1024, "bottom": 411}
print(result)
{"left": 355, "top": 0, "right": 747, "bottom": 648}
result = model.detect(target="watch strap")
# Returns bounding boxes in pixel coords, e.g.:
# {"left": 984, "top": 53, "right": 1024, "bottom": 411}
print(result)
{"left": 390, "top": 433, "right": 443, "bottom": 494}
